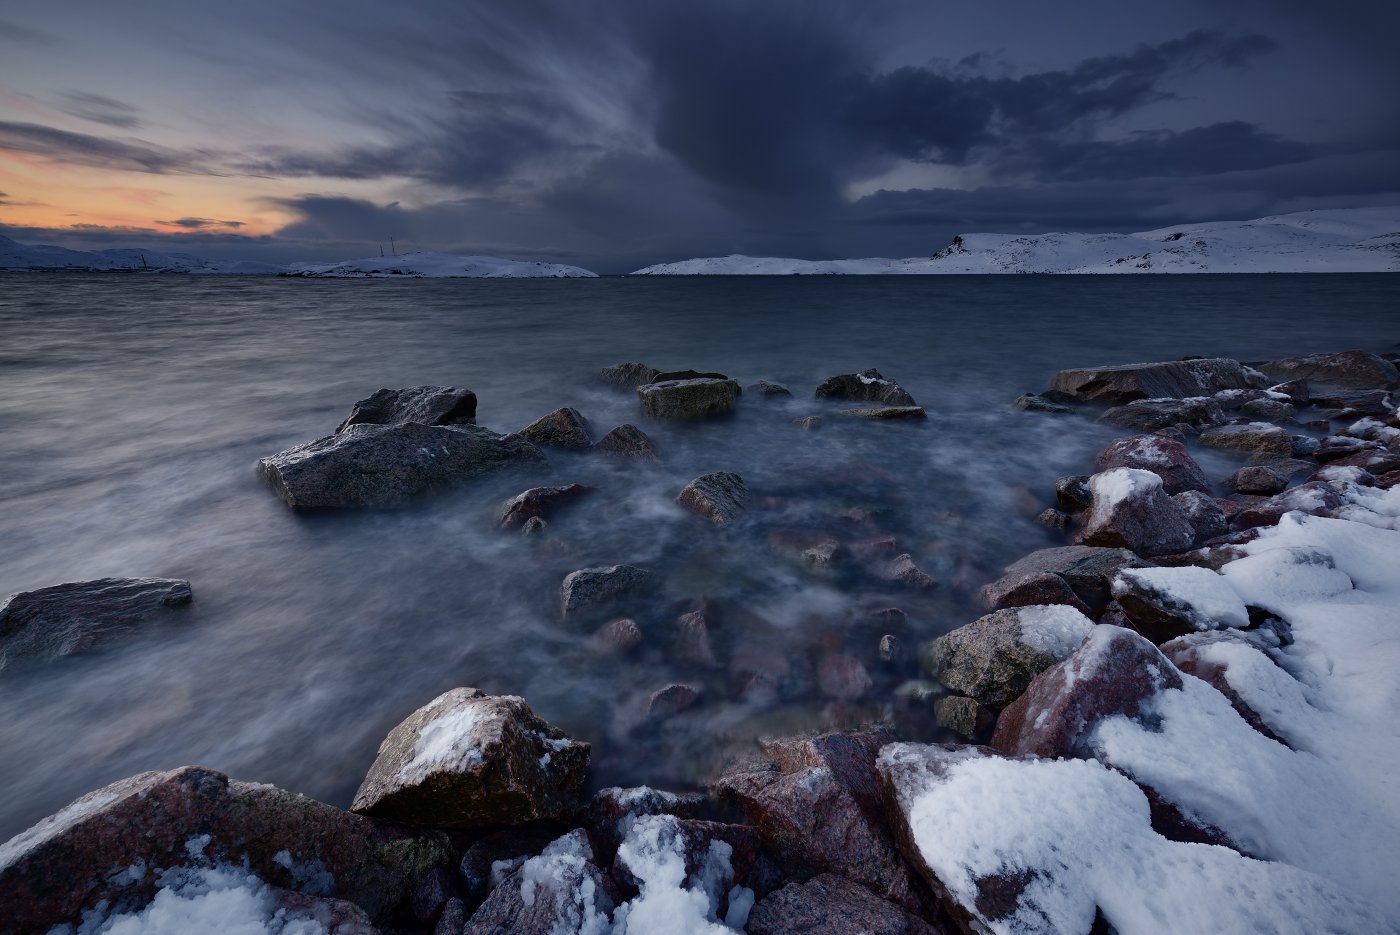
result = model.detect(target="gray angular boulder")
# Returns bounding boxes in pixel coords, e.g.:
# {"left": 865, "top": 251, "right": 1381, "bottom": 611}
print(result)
{"left": 746, "top": 873, "right": 939, "bottom": 935}
{"left": 259, "top": 422, "right": 550, "bottom": 509}
{"left": 919, "top": 604, "right": 1094, "bottom": 711}
{"left": 1094, "top": 434, "right": 1209, "bottom": 494}
{"left": 1099, "top": 396, "right": 1225, "bottom": 431}
{"left": 1198, "top": 422, "right": 1293, "bottom": 459}
{"left": 598, "top": 362, "right": 660, "bottom": 389}
{"left": 517, "top": 407, "right": 592, "bottom": 450}
{"left": 839, "top": 406, "right": 928, "bottom": 420}
{"left": 496, "top": 483, "right": 591, "bottom": 529}
{"left": 677, "top": 471, "right": 750, "bottom": 526}
{"left": 592, "top": 423, "right": 660, "bottom": 462}
{"left": 637, "top": 377, "right": 741, "bottom": 420}
{"left": 1074, "top": 468, "right": 1197, "bottom": 556}
{"left": 0, "top": 577, "right": 192, "bottom": 673}
{"left": 815, "top": 368, "right": 916, "bottom": 406}
{"left": 559, "top": 564, "right": 656, "bottom": 624}
{"left": 351, "top": 688, "right": 589, "bottom": 830}
{"left": 1256, "top": 350, "right": 1399, "bottom": 388}
{"left": 0, "top": 766, "right": 453, "bottom": 933}
{"left": 986, "top": 545, "right": 1149, "bottom": 612}
{"left": 1173, "top": 490, "right": 1229, "bottom": 542}
{"left": 335, "top": 385, "right": 477, "bottom": 433}
{"left": 1049, "top": 358, "right": 1254, "bottom": 404}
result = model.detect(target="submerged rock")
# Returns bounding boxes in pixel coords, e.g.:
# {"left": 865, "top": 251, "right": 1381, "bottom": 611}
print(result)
{"left": 559, "top": 564, "right": 657, "bottom": 624}
{"left": 0, "top": 577, "right": 192, "bottom": 673}
{"left": 1093, "top": 434, "right": 1209, "bottom": 494}
{"left": 351, "top": 687, "right": 589, "bottom": 830}
{"left": 496, "top": 483, "right": 592, "bottom": 529}
{"left": 598, "top": 362, "right": 660, "bottom": 389}
{"left": 677, "top": 471, "right": 750, "bottom": 526}
{"left": 1049, "top": 358, "right": 1254, "bottom": 404}
{"left": 335, "top": 385, "right": 478, "bottom": 433}
{"left": 592, "top": 423, "right": 660, "bottom": 462}
{"left": 258, "top": 422, "right": 549, "bottom": 509}
{"left": 1075, "top": 468, "right": 1197, "bottom": 556}
{"left": 637, "top": 377, "right": 741, "bottom": 420}
{"left": 815, "top": 368, "right": 917, "bottom": 406}
{"left": 517, "top": 407, "right": 592, "bottom": 450}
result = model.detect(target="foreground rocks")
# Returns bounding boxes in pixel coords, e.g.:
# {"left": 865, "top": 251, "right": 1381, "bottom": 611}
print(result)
{"left": 677, "top": 471, "right": 751, "bottom": 526}
{"left": 336, "top": 385, "right": 478, "bottom": 433}
{"left": 1255, "top": 349, "right": 1398, "bottom": 388}
{"left": 637, "top": 375, "right": 742, "bottom": 420}
{"left": 1074, "top": 468, "right": 1196, "bottom": 556}
{"left": 0, "top": 577, "right": 192, "bottom": 672}
{"left": 517, "top": 407, "right": 593, "bottom": 450}
{"left": 747, "top": 873, "right": 938, "bottom": 935}
{"left": 351, "top": 688, "right": 589, "bottom": 830}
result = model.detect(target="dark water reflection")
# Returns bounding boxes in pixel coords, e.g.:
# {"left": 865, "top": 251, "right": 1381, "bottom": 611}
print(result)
{"left": 1, "top": 271, "right": 1395, "bottom": 840}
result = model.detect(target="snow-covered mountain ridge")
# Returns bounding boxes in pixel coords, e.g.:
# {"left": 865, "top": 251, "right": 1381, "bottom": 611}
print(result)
{"left": 282, "top": 252, "right": 597, "bottom": 278}
{"left": 629, "top": 207, "right": 1400, "bottom": 275}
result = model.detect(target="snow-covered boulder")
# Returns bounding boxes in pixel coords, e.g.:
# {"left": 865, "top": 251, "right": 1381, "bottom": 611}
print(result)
{"left": 334, "top": 385, "right": 477, "bottom": 433}
{"left": 1049, "top": 358, "right": 1254, "bottom": 404}
{"left": 257, "top": 422, "right": 549, "bottom": 509}
{"left": 351, "top": 688, "right": 589, "bottom": 829}
{"left": 1093, "top": 435, "right": 1209, "bottom": 494}
{"left": 637, "top": 376, "right": 742, "bottom": 420}
{"left": 1074, "top": 468, "right": 1197, "bottom": 556}
{"left": 1109, "top": 565, "right": 1251, "bottom": 643}
{"left": 815, "top": 368, "right": 917, "bottom": 407}
{"left": 463, "top": 829, "right": 616, "bottom": 934}
{"left": 920, "top": 605, "right": 1094, "bottom": 711}
{"left": 518, "top": 406, "right": 593, "bottom": 450}
{"left": 980, "top": 545, "right": 1148, "bottom": 613}
{"left": 677, "top": 472, "right": 750, "bottom": 527}
{"left": 0, "top": 577, "right": 192, "bottom": 673}
{"left": 1230, "top": 481, "right": 1343, "bottom": 530}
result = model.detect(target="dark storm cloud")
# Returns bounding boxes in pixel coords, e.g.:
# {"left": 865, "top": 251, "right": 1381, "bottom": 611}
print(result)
{"left": 160, "top": 217, "right": 245, "bottom": 230}
{"left": 0, "top": 121, "right": 218, "bottom": 174}
{"left": 55, "top": 91, "right": 143, "bottom": 129}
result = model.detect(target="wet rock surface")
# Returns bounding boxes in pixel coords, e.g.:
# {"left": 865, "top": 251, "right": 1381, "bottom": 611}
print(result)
{"left": 1256, "top": 350, "right": 1399, "bottom": 388}
{"left": 747, "top": 872, "right": 940, "bottom": 935}
{"left": 637, "top": 376, "right": 741, "bottom": 420}
{"left": 517, "top": 406, "right": 593, "bottom": 450}
{"left": 1075, "top": 469, "right": 1196, "bottom": 556}
{"left": 1093, "top": 434, "right": 1209, "bottom": 494}
{"left": 598, "top": 362, "right": 660, "bottom": 389}
{"left": 560, "top": 564, "right": 657, "bottom": 624}
{"left": 677, "top": 471, "right": 751, "bottom": 526}
{"left": 592, "top": 422, "right": 661, "bottom": 461}
{"left": 496, "top": 483, "right": 592, "bottom": 529}
{"left": 815, "top": 368, "right": 917, "bottom": 406}
{"left": 1099, "top": 397, "right": 1225, "bottom": 431}
{"left": 336, "top": 385, "right": 478, "bottom": 433}
{"left": 1050, "top": 357, "right": 1254, "bottom": 404}
{"left": 1198, "top": 422, "right": 1293, "bottom": 459}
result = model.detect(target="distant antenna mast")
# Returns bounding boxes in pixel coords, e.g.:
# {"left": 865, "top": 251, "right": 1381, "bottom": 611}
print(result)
{"left": 140, "top": 253, "right": 149, "bottom": 270}
{"left": 379, "top": 245, "right": 385, "bottom": 257}
{"left": 389, "top": 237, "right": 397, "bottom": 256}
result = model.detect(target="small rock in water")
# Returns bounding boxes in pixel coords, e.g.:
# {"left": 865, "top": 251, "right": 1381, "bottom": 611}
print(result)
{"left": 592, "top": 617, "right": 643, "bottom": 654}
{"left": 838, "top": 406, "right": 927, "bottom": 420}
{"left": 637, "top": 376, "right": 742, "bottom": 420}
{"left": 517, "top": 406, "right": 592, "bottom": 450}
{"left": 1036, "top": 508, "right": 1069, "bottom": 530}
{"left": 818, "top": 653, "right": 873, "bottom": 700}
{"left": 879, "top": 634, "right": 904, "bottom": 666}
{"left": 335, "top": 385, "right": 478, "bottom": 433}
{"left": 496, "top": 483, "right": 592, "bottom": 529}
{"left": 1012, "top": 393, "right": 1073, "bottom": 414}
{"left": 0, "top": 577, "right": 193, "bottom": 672}
{"left": 560, "top": 564, "right": 657, "bottom": 624}
{"left": 750, "top": 379, "right": 794, "bottom": 397}
{"left": 647, "top": 683, "right": 701, "bottom": 721}
{"left": 792, "top": 415, "right": 824, "bottom": 431}
{"left": 1054, "top": 475, "right": 1093, "bottom": 512}
{"left": 1223, "top": 465, "right": 1287, "bottom": 495}
{"left": 1198, "top": 422, "right": 1293, "bottom": 459}
{"left": 674, "top": 608, "right": 719, "bottom": 668}
{"left": 599, "top": 362, "right": 660, "bottom": 388}
{"left": 878, "top": 553, "right": 937, "bottom": 589}
{"left": 934, "top": 695, "right": 995, "bottom": 740}
{"left": 592, "top": 423, "right": 660, "bottom": 462}
{"left": 815, "top": 368, "right": 917, "bottom": 406}
{"left": 677, "top": 471, "right": 750, "bottom": 526}
{"left": 520, "top": 516, "right": 547, "bottom": 536}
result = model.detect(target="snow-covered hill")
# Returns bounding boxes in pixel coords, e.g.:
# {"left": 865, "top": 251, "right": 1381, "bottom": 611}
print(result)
{"left": 282, "top": 252, "right": 597, "bottom": 278}
{"left": 0, "top": 235, "right": 282, "bottom": 274}
{"left": 629, "top": 207, "right": 1400, "bottom": 275}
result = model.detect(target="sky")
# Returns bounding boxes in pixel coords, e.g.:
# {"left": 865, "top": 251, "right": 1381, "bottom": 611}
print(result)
{"left": 0, "top": 0, "right": 1396, "bottom": 273}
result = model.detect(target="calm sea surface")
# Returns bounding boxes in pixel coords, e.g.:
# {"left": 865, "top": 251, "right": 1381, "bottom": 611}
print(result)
{"left": 1, "top": 272, "right": 1396, "bottom": 840}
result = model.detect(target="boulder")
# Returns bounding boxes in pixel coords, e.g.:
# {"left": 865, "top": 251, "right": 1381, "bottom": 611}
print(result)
{"left": 985, "top": 545, "right": 1148, "bottom": 612}
{"left": 637, "top": 377, "right": 741, "bottom": 420}
{"left": 1093, "top": 434, "right": 1209, "bottom": 494}
{"left": 1239, "top": 397, "right": 1295, "bottom": 423}
{"left": 457, "top": 825, "right": 565, "bottom": 907}
{"left": 335, "top": 385, "right": 477, "bottom": 433}
{"left": 817, "top": 653, "right": 874, "bottom": 700}
{"left": 1231, "top": 482, "right": 1343, "bottom": 530}
{"left": 933, "top": 695, "right": 995, "bottom": 740}
{"left": 791, "top": 415, "right": 824, "bottom": 431}
{"left": 598, "top": 362, "right": 659, "bottom": 389}
{"left": 1160, "top": 633, "right": 1289, "bottom": 743}
{"left": 496, "top": 483, "right": 592, "bottom": 529}
{"left": 579, "top": 785, "right": 709, "bottom": 867}
{"left": 0, "top": 766, "right": 453, "bottom": 933}
{"left": 1198, "top": 422, "right": 1293, "bottom": 459}
{"left": 560, "top": 564, "right": 657, "bottom": 624}
{"left": 462, "top": 830, "right": 614, "bottom": 935}
{"left": 673, "top": 608, "right": 718, "bottom": 668}
{"left": 1074, "top": 468, "right": 1196, "bottom": 557}
{"left": 0, "top": 577, "right": 192, "bottom": 673}
{"left": 592, "top": 423, "right": 660, "bottom": 462}
{"left": 1099, "top": 397, "right": 1225, "bottom": 431}
{"left": 712, "top": 729, "right": 924, "bottom": 912}
{"left": 1012, "top": 393, "right": 1072, "bottom": 414}
{"left": 1109, "top": 565, "right": 1250, "bottom": 644}
{"left": 838, "top": 406, "right": 928, "bottom": 420}
{"left": 1054, "top": 475, "right": 1092, "bottom": 512}
{"left": 258, "top": 423, "right": 549, "bottom": 509}
{"left": 977, "top": 571, "right": 1090, "bottom": 616}
{"left": 746, "top": 873, "right": 939, "bottom": 935}
{"left": 1269, "top": 379, "right": 1310, "bottom": 404}
{"left": 1049, "top": 358, "right": 1254, "bottom": 404}
{"left": 676, "top": 472, "right": 750, "bottom": 527}
{"left": 517, "top": 407, "right": 592, "bottom": 450}
{"left": 351, "top": 688, "right": 589, "bottom": 830}
{"left": 1255, "top": 350, "right": 1399, "bottom": 388}
{"left": 1172, "top": 490, "right": 1228, "bottom": 542}
{"left": 877, "top": 554, "right": 938, "bottom": 589}
{"left": 750, "top": 379, "right": 794, "bottom": 398}
{"left": 646, "top": 683, "right": 701, "bottom": 721}
{"left": 815, "top": 368, "right": 917, "bottom": 406}
{"left": 1222, "top": 465, "right": 1287, "bottom": 495}
{"left": 592, "top": 618, "right": 644, "bottom": 654}
{"left": 1311, "top": 388, "right": 1394, "bottom": 416}
{"left": 919, "top": 605, "right": 1094, "bottom": 711}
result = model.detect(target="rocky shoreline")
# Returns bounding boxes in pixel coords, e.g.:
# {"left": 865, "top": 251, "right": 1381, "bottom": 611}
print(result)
{"left": 2, "top": 349, "right": 1399, "bottom": 933}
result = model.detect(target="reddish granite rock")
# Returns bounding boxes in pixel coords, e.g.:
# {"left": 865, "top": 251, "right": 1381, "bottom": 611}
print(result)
{"left": 517, "top": 407, "right": 593, "bottom": 450}
{"left": 1074, "top": 469, "right": 1196, "bottom": 557}
{"left": 1093, "top": 434, "right": 1209, "bottom": 494}
{"left": 592, "top": 423, "right": 661, "bottom": 462}
{"left": 677, "top": 471, "right": 750, "bottom": 526}
{"left": 1198, "top": 422, "right": 1293, "bottom": 459}
{"left": 1099, "top": 397, "right": 1225, "bottom": 432}
{"left": 1256, "top": 350, "right": 1399, "bottom": 389}
{"left": 496, "top": 483, "right": 592, "bottom": 529}
{"left": 746, "top": 873, "right": 940, "bottom": 935}
{"left": 1231, "top": 482, "right": 1343, "bottom": 530}
{"left": 1049, "top": 358, "right": 1254, "bottom": 404}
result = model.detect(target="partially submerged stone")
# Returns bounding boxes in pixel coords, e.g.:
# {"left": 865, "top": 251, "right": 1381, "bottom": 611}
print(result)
{"left": 1075, "top": 468, "right": 1197, "bottom": 556}
{"left": 1012, "top": 393, "right": 1073, "bottom": 414}
{"left": 0, "top": 577, "right": 192, "bottom": 672}
{"left": 1255, "top": 350, "right": 1399, "bottom": 389}
{"left": 1049, "top": 358, "right": 1255, "bottom": 404}
{"left": 815, "top": 368, "right": 917, "bottom": 406}
{"left": 750, "top": 379, "right": 793, "bottom": 398}
{"left": 1198, "top": 422, "right": 1293, "bottom": 459}
{"left": 592, "top": 423, "right": 660, "bottom": 462}
{"left": 1099, "top": 397, "right": 1225, "bottom": 431}
{"left": 839, "top": 406, "right": 928, "bottom": 420}
{"left": 637, "top": 377, "right": 741, "bottom": 420}
{"left": 559, "top": 564, "right": 657, "bottom": 624}
{"left": 351, "top": 687, "right": 589, "bottom": 830}
{"left": 496, "top": 483, "right": 592, "bottom": 529}
{"left": 1093, "top": 434, "right": 1209, "bottom": 494}
{"left": 677, "top": 471, "right": 750, "bottom": 526}
{"left": 598, "top": 362, "right": 660, "bottom": 389}
{"left": 335, "top": 385, "right": 477, "bottom": 433}
{"left": 987, "top": 545, "right": 1148, "bottom": 612}
{"left": 259, "top": 422, "right": 549, "bottom": 509}
{"left": 877, "top": 553, "right": 938, "bottom": 589}
{"left": 517, "top": 407, "right": 593, "bottom": 450}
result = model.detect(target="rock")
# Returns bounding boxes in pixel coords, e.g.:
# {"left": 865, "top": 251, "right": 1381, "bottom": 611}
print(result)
{"left": 1012, "top": 393, "right": 1073, "bottom": 414}
{"left": 1049, "top": 358, "right": 1254, "bottom": 404}
{"left": 1290, "top": 434, "right": 1322, "bottom": 457}
{"left": 676, "top": 472, "right": 750, "bottom": 526}
{"left": 520, "top": 516, "right": 547, "bottom": 536}
{"left": 878, "top": 553, "right": 937, "bottom": 589}
{"left": 457, "top": 825, "right": 564, "bottom": 907}
{"left": 647, "top": 683, "right": 701, "bottom": 721}
{"left": 879, "top": 634, "right": 905, "bottom": 666}
{"left": 579, "top": 786, "right": 709, "bottom": 866}
{"left": 934, "top": 695, "right": 995, "bottom": 740}
{"left": 987, "top": 545, "right": 1148, "bottom": 613}
{"left": 637, "top": 377, "right": 741, "bottom": 420}
{"left": 1160, "top": 633, "right": 1289, "bottom": 743}
{"left": 592, "top": 618, "right": 643, "bottom": 654}
{"left": 1093, "top": 434, "right": 1209, "bottom": 494}
{"left": 1311, "top": 388, "right": 1394, "bottom": 415}
{"left": 1035, "top": 508, "right": 1069, "bottom": 530}
{"left": 335, "top": 385, "right": 477, "bottom": 433}
{"left": 1222, "top": 465, "right": 1287, "bottom": 495}
{"left": 560, "top": 564, "right": 656, "bottom": 625}
{"left": 592, "top": 423, "right": 660, "bottom": 462}
{"left": 463, "top": 831, "right": 614, "bottom": 935}
{"left": 746, "top": 873, "right": 939, "bottom": 935}
{"left": 815, "top": 368, "right": 917, "bottom": 406}
{"left": 920, "top": 605, "right": 1094, "bottom": 711}
{"left": 750, "top": 379, "right": 793, "bottom": 398}
{"left": 1240, "top": 397, "right": 1295, "bottom": 422}
{"left": 0, "top": 577, "right": 192, "bottom": 673}
{"left": 1312, "top": 436, "right": 1382, "bottom": 462}
{"left": 351, "top": 688, "right": 589, "bottom": 830}
{"left": 1074, "top": 468, "right": 1196, "bottom": 557}
{"left": 0, "top": 766, "right": 453, "bottom": 932}
{"left": 259, "top": 423, "right": 549, "bottom": 509}
{"left": 674, "top": 608, "right": 718, "bottom": 668}
{"left": 1377, "top": 470, "right": 1400, "bottom": 490}
{"left": 1197, "top": 422, "right": 1293, "bottom": 459}
{"left": 1099, "top": 397, "right": 1225, "bottom": 431}
{"left": 1172, "top": 490, "right": 1228, "bottom": 542}
{"left": 817, "top": 653, "right": 873, "bottom": 700}
{"left": 712, "top": 729, "right": 924, "bottom": 912}
{"left": 1255, "top": 350, "right": 1399, "bottom": 388}
{"left": 791, "top": 415, "right": 824, "bottom": 431}
{"left": 434, "top": 897, "right": 467, "bottom": 934}
{"left": 1109, "top": 565, "right": 1250, "bottom": 643}
{"left": 1269, "top": 379, "right": 1310, "bottom": 404}
{"left": 991, "top": 625, "right": 1183, "bottom": 759}
{"left": 599, "top": 362, "right": 660, "bottom": 389}
{"left": 1231, "top": 482, "right": 1343, "bottom": 530}
{"left": 652, "top": 369, "right": 729, "bottom": 381}
{"left": 838, "top": 406, "right": 928, "bottom": 420}
{"left": 496, "top": 483, "right": 591, "bottom": 529}
{"left": 977, "top": 571, "right": 1090, "bottom": 616}
{"left": 1054, "top": 475, "right": 1092, "bottom": 512}
{"left": 517, "top": 407, "right": 592, "bottom": 450}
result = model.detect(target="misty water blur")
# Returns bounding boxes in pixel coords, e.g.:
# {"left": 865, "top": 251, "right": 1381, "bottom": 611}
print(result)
{"left": 1, "top": 271, "right": 1395, "bottom": 840}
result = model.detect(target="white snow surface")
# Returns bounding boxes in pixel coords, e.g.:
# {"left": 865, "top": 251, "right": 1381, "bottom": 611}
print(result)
{"left": 1088, "top": 467, "right": 1160, "bottom": 513}
{"left": 1113, "top": 565, "right": 1250, "bottom": 630}
{"left": 1012, "top": 604, "right": 1094, "bottom": 659}
{"left": 629, "top": 207, "right": 1400, "bottom": 275}
{"left": 397, "top": 691, "right": 493, "bottom": 784}
{"left": 284, "top": 252, "right": 597, "bottom": 278}
{"left": 0, "top": 235, "right": 283, "bottom": 274}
